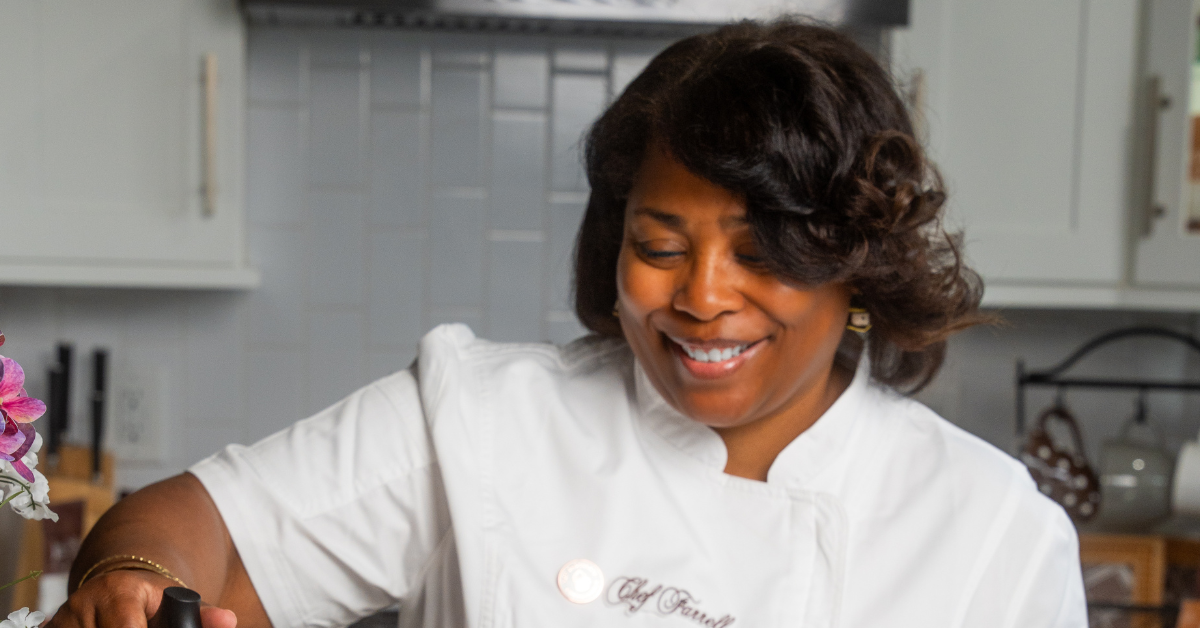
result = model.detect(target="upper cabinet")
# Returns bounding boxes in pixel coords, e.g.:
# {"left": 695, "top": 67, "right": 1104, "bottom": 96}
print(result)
{"left": 892, "top": 0, "right": 1200, "bottom": 310}
{"left": 0, "top": 0, "right": 258, "bottom": 289}
{"left": 1135, "top": 0, "right": 1200, "bottom": 288}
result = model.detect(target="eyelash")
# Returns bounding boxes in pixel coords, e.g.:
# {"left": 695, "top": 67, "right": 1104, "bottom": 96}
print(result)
{"left": 637, "top": 243, "right": 766, "bottom": 267}
{"left": 637, "top": 243, "right": 682, "bottom": 259}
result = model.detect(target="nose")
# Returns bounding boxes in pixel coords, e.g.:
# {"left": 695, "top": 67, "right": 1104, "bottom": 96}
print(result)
{"left": 672, "top": 251, "right": 743, "bottom": 321}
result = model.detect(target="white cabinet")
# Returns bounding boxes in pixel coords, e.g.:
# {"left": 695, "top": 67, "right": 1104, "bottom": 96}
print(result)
{"left": 891, "top": 0, "right": 1200, "bottom": 309}
{"left": 0, "top": 0, "right": 258, "bottom": 289}
{"left": 1135, "top": 0, "right": 1200, "bottom": 288}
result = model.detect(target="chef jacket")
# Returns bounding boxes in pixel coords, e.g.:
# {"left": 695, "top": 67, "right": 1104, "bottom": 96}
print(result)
{"left": 191, "top": 324, "right": 1086, "bottom": 628}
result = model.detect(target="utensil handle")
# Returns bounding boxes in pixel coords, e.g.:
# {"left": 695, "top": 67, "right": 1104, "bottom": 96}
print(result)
{"left": 91, "top": 349, "right": 107, "bottom": 480}
{"left": 1140, "top": 75, "right": 1170, "bottom": 237}
{"left": 202, "top": 53, "right": 218, "bottom": 218}
{"left": 149, "top": 587, "right": 202, "bottom": 628}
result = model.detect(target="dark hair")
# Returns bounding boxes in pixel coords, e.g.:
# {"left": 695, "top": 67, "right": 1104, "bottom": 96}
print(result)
{"left": 572, "top": 18, "right": 990, "bottom": 393}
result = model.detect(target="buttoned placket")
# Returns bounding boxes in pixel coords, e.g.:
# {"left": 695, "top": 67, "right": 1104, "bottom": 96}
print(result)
{"left": 630, "top": 357, "right": 864, "bottom": 628}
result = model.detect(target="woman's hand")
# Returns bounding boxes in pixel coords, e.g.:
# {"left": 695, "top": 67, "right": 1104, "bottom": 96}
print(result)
{"left": 47, "top": 570, "right": 237, "bottom": 628}
{"left": 52, "top": 473, "right": 267, "bottom": 628}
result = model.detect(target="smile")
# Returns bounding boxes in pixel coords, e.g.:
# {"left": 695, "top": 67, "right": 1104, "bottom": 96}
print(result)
{"left": 665, "top": 335, "right": 766, "bottom": 378}
{"left": 676, "top": 341, "right": 750, "bottom": 363}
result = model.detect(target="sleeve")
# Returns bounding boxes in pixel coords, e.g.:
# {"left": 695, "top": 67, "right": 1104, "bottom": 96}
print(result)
{"left": 189, "top": 368, "right": 451, "bottom": 628}
{"left": 959, "top": 485, "right": 1088, "bottom": 628}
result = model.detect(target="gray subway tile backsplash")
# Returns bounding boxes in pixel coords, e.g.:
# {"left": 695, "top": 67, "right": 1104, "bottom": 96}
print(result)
{"left": 309, "top": 190, "right": 368, "bottom": 307}
{"left": 494, "top": 42, "right": 549, "bottom": 109}
{"left": 248, "top": 105, "right": 307, "bottom": 226}
{"left": 309, "top": 66, "right": 366, "bottom": 186}
{"left": 428, "top": 190, "right": 488, "bottom": 308}
{"left": 248, "top": 29, "right": 304, "bottom": 104}
{"left": 246, "top": 226, "right": 309, "bottom": 347}
{"left": 368, "top": 230, "right": 427, "bottom": 348}
{"left": 490, "top": 112, "right": 547, "bottom": 231}
{"left": 486, "top": 240, "right": 545, "bottom": 342}
{"left": 550, "top": 74, "right": 608, "bottom": 192}
{"left": 369, "top": 109, "right": 427, "bottom": 228}
{"left": 553, "top": 42, "right": 610, "bottom": 72}
{"left": 369, "top": 35, "right": 425, "bottom": 108}
{"left": 430, "top": 67, "right": 487, "bottom": 188}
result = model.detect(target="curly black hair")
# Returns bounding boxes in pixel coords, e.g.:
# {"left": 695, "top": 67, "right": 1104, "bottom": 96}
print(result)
{"left": 573, "top": 18, "right": 990, "bottom": 393}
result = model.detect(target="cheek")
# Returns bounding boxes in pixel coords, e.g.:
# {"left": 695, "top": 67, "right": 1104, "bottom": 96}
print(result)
{"left": 616, "top": 246, "right": 674, "bottom": 316}
{"left": 770, "top": 287, "right": 850, "bottom": 352}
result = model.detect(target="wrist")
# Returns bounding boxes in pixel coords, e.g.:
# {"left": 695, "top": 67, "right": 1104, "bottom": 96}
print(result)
{"left": 78, "top": 555, "right": 189, "bottom": 590}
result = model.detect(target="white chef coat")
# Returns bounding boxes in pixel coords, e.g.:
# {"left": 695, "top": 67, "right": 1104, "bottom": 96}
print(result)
{"left": 191, "top": 324, "right": 1086, "bottom": 628}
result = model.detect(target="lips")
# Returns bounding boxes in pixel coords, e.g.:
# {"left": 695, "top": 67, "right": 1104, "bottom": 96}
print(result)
{"left": 665, "top": 334, "right": 765, "bottom": 379}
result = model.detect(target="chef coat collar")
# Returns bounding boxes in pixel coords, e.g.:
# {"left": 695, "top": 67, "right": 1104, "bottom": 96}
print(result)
{"left": 634, "top": 351, "right": 869, "bottom": 488}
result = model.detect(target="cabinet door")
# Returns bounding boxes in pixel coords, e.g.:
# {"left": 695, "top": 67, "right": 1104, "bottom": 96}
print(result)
{"left": 0, "top": 0, "right": 247, "bottom": 276}
{"left": 1134, "top": 0, "right": 1200, "bottom": 287}
{"left": 892, "top": 0, "right": 1138, "bottom": 284}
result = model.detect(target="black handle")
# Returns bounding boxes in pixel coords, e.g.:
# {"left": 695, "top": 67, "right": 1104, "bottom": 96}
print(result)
{"left": 55, "top": 343, "right": 73, "bottom": 451}
{"left": 91, "top": 349, "right": 108, "bottom": 479}
{"left": 149, "top": 587, "right": 202, "bottom": 628}
{"left": 47, "top": 367, "right": 63, "bottom": 455}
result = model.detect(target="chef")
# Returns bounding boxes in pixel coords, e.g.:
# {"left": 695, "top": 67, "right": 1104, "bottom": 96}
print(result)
{"left": 51, "top": 19, "right": 1085, "bottom": 628}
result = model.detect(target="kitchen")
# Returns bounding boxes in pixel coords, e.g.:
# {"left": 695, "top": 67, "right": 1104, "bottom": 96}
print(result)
{"left": 2, "top": 0, "right": 1200, "bottom": 625}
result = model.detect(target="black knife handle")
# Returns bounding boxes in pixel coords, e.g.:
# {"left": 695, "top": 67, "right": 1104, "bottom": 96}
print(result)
{"left": 91, "top": 349, "right": 108, "bottom": 479}
{"left": 149, "top": 587, "right": 202, "bottom": 628}
{"left": 55, "top": 343, "right": 73, "bottom": 449}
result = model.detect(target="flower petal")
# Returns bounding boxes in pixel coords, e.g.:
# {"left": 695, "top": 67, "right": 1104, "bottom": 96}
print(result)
{"left": 9, "top": 458, "right": 33, "bottom": 483}
{"left": 9, "top": 423, "right": 35, "bottom": 461}
{"left": 0, "top": 357, "right": 25, "bottom": 401}
{"left": 2, "top": 396, "right": 45, "bottom": 423}
{"left": 0, "top": 417, "right": 25, "bottom": 458}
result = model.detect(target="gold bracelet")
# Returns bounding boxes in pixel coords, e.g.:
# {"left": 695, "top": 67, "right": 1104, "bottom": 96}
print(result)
{"left": 78, "top": 555, "right": 189, "bottom": 589}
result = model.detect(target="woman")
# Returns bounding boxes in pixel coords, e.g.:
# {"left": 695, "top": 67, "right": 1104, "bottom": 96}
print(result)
{"left": 50, "top": 20, "right": 1084, "bottom": 628}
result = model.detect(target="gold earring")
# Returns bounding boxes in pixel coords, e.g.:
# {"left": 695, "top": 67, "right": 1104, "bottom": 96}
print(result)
{"left": 612, "top": 301, "right": 620, "bottom": 317}
{"left": 847, "top": 307, "right": 871, "bottom": 333}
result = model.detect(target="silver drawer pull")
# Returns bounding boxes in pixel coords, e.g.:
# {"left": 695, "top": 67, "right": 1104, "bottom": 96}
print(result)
{"left": 202, "top": 53, "right": 218, "bottom": 218}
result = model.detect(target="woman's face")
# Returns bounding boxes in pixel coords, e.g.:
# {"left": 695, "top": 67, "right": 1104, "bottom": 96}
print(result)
{"left": 616, "top": 146, "right": 851, "bottom": 430}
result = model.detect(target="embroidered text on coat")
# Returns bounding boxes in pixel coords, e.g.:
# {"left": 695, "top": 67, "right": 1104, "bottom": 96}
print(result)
{"left": 606, "top": 576, "right": 736, "bottom": 627}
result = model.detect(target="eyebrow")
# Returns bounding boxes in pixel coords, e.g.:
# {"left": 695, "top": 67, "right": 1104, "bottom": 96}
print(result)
{"left": 631, "top": 207, "right": 749, "bottom": 229}
{"left": 632, "top": 207, "right": 683, "bottom": 228}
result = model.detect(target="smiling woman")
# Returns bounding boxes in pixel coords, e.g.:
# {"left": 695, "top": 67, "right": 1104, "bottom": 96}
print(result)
{"left": 616, "top": 145, "right": 854, "bottom": 480}
{"left": 576, "top": 21, "right": 986, "bottom": 393}
{"left": 52, "top": 17, "right": 1083, "bottom": 628}
{"left": 571, "top": 19, "right": 994, "bottom": 484}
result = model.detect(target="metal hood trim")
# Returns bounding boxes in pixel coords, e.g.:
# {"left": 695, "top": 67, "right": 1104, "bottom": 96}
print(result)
{"left": 241, "top": 0, "right": 908, "bottom": 34}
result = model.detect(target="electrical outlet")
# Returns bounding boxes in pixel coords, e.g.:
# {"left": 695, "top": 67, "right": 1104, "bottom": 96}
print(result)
{"left": 108, "top": 367, "right": 166, "bottom": 462}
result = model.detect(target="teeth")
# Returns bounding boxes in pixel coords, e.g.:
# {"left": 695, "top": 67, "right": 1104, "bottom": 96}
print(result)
{"left": 675, "top": 339, "right": 749, "bottom": 363}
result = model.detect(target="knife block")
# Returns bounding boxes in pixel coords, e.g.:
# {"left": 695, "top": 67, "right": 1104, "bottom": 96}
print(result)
{"left": 46, "top": 444, "right": 115, "bottom": 488}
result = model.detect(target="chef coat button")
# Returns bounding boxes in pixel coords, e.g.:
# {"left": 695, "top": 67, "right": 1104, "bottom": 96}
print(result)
{"left": 557, "top": 559, "right": 604, "bottom": 604}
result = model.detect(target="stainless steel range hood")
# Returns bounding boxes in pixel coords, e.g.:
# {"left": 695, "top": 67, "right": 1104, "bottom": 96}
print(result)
{"left": 242, "top": 0, "right": 908, "bottom": 36}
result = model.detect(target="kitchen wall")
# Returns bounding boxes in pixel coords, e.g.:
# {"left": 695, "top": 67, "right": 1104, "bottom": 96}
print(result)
{"left": 0, "top": 26, "right": 1198, "bottom": 494}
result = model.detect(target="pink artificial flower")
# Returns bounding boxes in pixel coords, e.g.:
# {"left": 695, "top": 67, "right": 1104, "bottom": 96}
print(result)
{"left": 0, "top": 415, "right": 35, "bottom": 482}
{"left": 0, "top": 356, "right": 46, "bottom": 423}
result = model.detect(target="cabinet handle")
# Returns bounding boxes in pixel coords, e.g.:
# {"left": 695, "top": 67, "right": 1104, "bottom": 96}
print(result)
{"left": 202, "top": 53, "right": 218, "bottom": 218}
{"left": 1139, "top": 75, "right": 1170, "bottom": 237}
